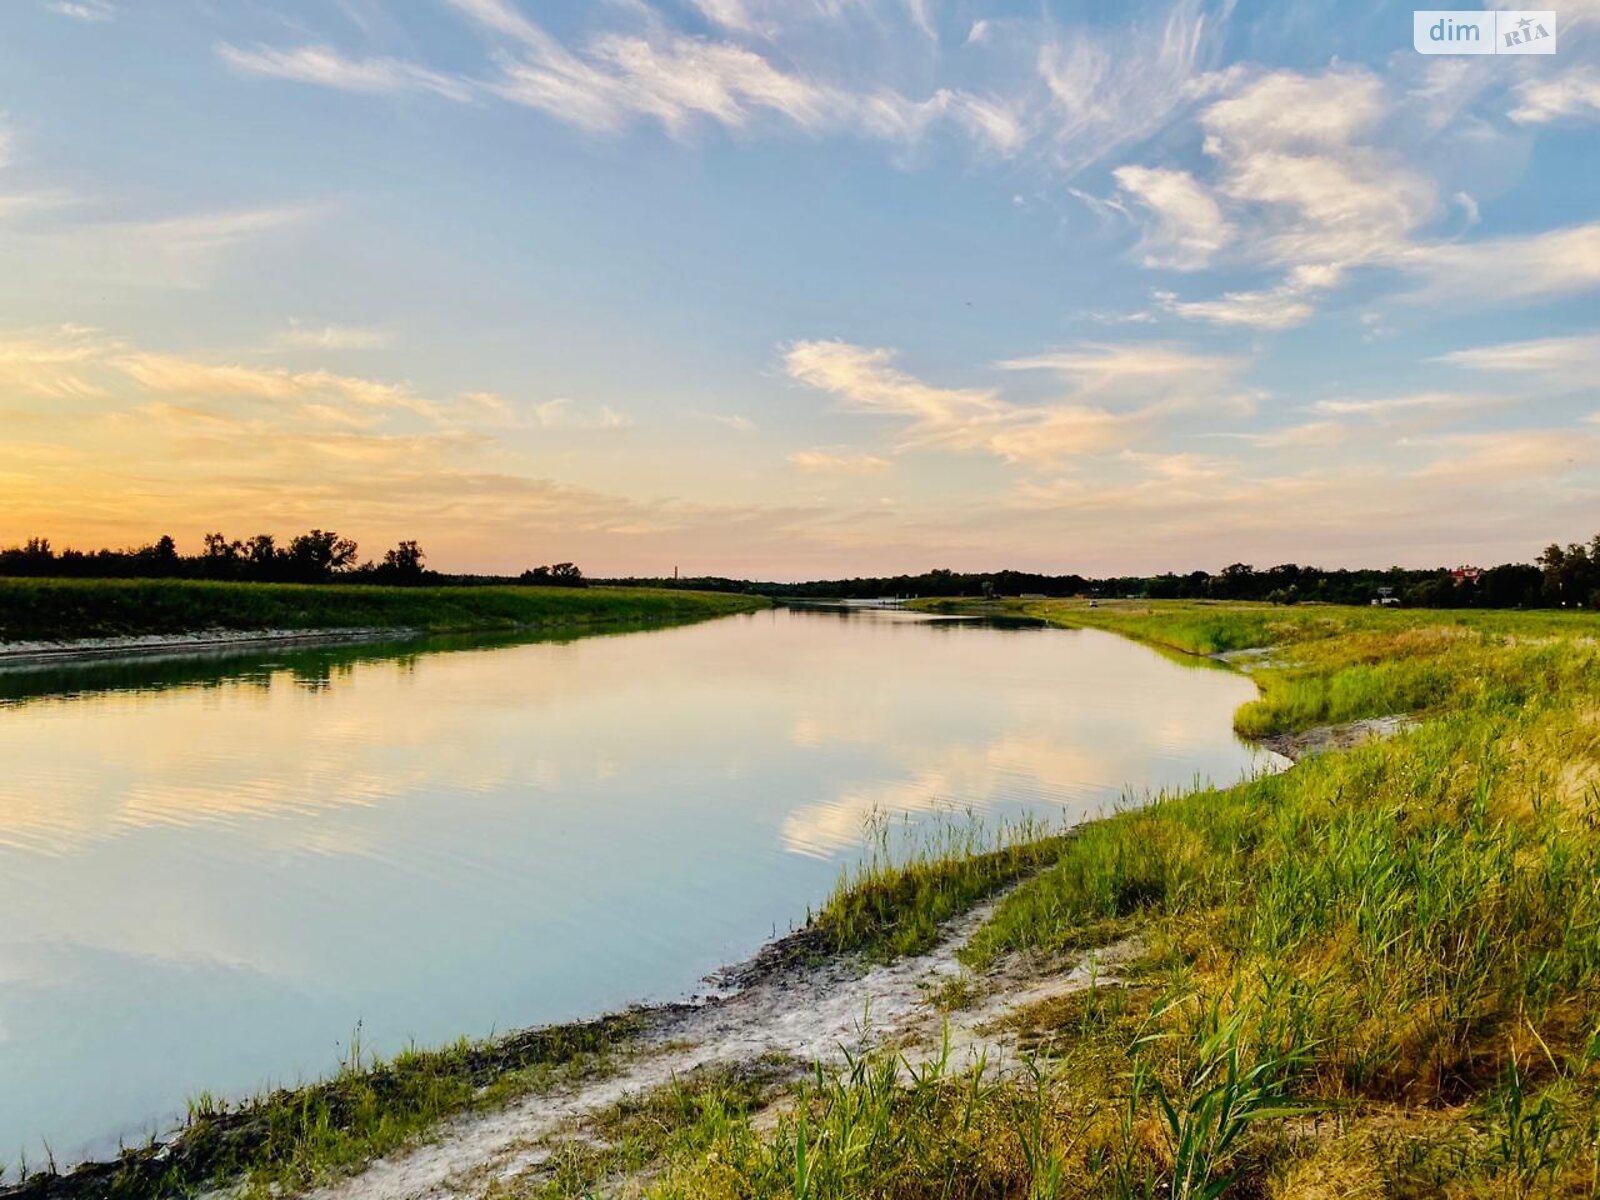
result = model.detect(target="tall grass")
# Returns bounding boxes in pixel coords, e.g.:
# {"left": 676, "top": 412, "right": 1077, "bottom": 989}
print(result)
{"left": 0, "top": 578, "right": 764, "bottom": 643}
{"left": 807, "top": 814, "right": 1073, "bottom": 961}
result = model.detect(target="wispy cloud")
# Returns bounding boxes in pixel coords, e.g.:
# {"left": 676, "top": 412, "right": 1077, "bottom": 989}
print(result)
{"left": 218, "top": 44, "right": 474, "bottom": 101}
{"left": 996, "top": 343, "right": 1241, "bottom": 393}
{"left": 1435, "top": 330, "right": 1600, "bottom": 383}
{"left": 1113, "top": 165, "right": 1231, "bottom": 271}
{"left": 1312, "top": 391, "right": 1495, "bottom": 417}
{"left": 275, "top": 322, "right": 393, "bottom": 351}
{"left": 46, "top": 0, "right": 114, "bottom": 21}
{"left": 0, "top": 202, "right": 319, "bottom": 290}
{"left": 115, "top": 352, "right": 439, "bottom": 418}
{"left": 1201, "top": 68, "right": 1434, "bottom": 281}
{"left": 1415, "top": 428, "right": 1600, "bottom": 482}
{"left": 1036, "top": 0, "right": 1233, "bottom": 173}
{"left": 1153, "top": 283, "right": 1316, "bottom": 330}
{"left": 0, "top": 325, "right": 115, "bottom": 399}
{"left": 529, "top": 397, "right": 632, "bottom": 430}
{"left": 1401, "top": 222, "right": 1600, "bottom": 304}
{"left": 784, "top": 338, "right": 1240, "bottom": 465}
{"left": 1510, "top": 66, "right": 1600, "bottom": 124}
{"left": 789, "top": 448, "right": 893, "bottom": 473}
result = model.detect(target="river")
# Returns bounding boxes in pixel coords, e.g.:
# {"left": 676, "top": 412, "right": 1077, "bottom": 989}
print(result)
{"left": 0, "top": 606, "right": 1280, "bottom": 1165}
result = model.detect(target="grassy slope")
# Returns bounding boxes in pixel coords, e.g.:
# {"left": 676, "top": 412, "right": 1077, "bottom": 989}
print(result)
{"left": 0, "top": 578, "right": 765, "bottom": 643}
{"left": 620, "top": 601, "right": 1600, "bottom": 1199}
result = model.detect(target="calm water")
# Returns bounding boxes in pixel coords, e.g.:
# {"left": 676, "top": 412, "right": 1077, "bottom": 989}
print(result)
{"left": 0, "top": 607, "right": 1278, "bottom": 1164}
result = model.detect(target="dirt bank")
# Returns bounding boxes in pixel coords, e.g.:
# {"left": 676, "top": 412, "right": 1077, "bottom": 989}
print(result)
{"left": 298, "top": 903, "right": 1137, "bottom": 1200}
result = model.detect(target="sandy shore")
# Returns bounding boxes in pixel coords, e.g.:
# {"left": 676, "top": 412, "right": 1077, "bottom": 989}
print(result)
{"left": 297, "top": 899, "right": 1137, "bottom": 1200}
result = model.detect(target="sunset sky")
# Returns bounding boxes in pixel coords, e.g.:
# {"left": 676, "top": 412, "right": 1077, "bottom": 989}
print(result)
{"left": 1, "top": 0, "right": 1597, "bottom": 577}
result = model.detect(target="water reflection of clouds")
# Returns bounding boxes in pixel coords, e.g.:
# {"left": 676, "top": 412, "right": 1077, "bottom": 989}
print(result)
{"left": 782, "top": 734, "right": 1133, "bottom": 858}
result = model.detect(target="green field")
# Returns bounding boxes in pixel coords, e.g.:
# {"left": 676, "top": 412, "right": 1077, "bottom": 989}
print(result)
{"left": 0, "top": 578, "right": 765, "bottom": 644}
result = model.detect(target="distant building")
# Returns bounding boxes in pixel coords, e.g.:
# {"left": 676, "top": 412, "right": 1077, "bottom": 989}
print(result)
{"left": 1450, "top": 566, "right": 1483, "bottom": 585}
{"left": 1373, "top": 586, "right": 1400, "bottom": 607}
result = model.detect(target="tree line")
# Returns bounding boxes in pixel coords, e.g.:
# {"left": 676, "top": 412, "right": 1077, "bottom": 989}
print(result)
{"left": 601, "top": 535, "right": 1600, "bottom": 610}
{"left": 7, "top": 531, "right": 1599, "bottom": 608}
{"left": 0, "top": 532, "right": 596, "bottom": 589}
{"left": 0, "top": 532, "right": 432, "bottom": 585}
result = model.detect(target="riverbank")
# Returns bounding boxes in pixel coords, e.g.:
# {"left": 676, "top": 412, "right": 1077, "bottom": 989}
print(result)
{"left": 10, "top": 600, "right": 1600, "bottom": 1198}
{"left": 0, "top": 579, "right": 766, "bottom": 649}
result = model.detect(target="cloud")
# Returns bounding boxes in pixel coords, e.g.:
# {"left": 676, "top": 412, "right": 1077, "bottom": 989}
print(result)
{"left": 789, "top": 448, "right": 893, "bottom": 473}
{"left": 0, "top": 325, "right": 114, "bottom": 399}
{"left": 1036, "top": 0, "right": 1233, "bottom": 174}
{"left": 1510, "top": 66, "right": 1600, "bottom": 124}
{"left": 1117, "top": 66, "right": 1437, "bottom": 330}
{"left": 218, "top": 44, "right": 474, "bottom": 101}
{"left": 530, "top": 398, "right": 633, "bottom": 430}
{"left": 1401, "top": 222, "right": 1600, "bottom": 304}
{"left": 0, "top": 203, "right": 318, "bottom": 291}
{"left": 690, "top": 0, "right": 760, "bottom": 35}
{"left": 1200, "top": 68, "right": 1436, "bottom": 276}
{"left": 1312, "top": 391, "right": 1494, "bottom": 417}
{"left": 1242, "top": 420, "right": 1348, "bottom": 450}
{"left": 486, "top": 22, "right": 1023, "bottom": 151}
{"left": 783, "top": 339, "right": 1004, "bottom": 443}
{"left": 1415, "top": 429, "right": 1600, "bottom": 482}
{"left": 1112, "top": 165, "right": 1231, "bottom": 271}
{"left": 47, "top": 0, "right": 114, "bottom": 20}
{"left": 442, "top": 0, "right": 548, "bottom": 46}
{"left": 275, "top": 322, "right": 393, "bottom": 351}
{"left": 784, "top": 339, "right": 1239, "bottom": 465}
{"left": 1154, "top": 284, "right": 1315, "bottom": 330}
{"left": 114, "top": 353, "right": 439, "bottom": 418}
{"left": 1434, "top": 331, "right": 1600, "bottom": 383}
{"left": 996, "top": 343, "right": 1240, "bottom": 389}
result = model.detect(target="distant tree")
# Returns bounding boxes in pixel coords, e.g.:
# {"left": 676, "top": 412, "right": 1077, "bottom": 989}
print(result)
{"left": 1540, "top": 541, "right": 1596, "bottom": 607}
{"left": 244, "top": 534, "right": 278, "bottom": 572}
{"left": 1477, "top": 563, "right": 1542, "bottom": 608}
{"left": 285, "top": 530, "right": 359, "bottom": 582}
{"left": 520, "top": 562, "right": 586, "bottom": 588}
{"left": 378, "top": 540, "right": 427, "bottom": 582}
{"left": 1403, "top": 575, "right": 1454, "bottom": 608}
{"left": 202, "top": 532, "right": 238, "bottom": 560}
{"left": 153, "top": 535, "right": 178, "bottom": 563}
{"left": 1212, "top": 563, "right": 1257, "bottom": 600}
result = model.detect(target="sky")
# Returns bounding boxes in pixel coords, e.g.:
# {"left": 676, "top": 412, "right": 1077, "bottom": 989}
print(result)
{"left": 0, "top": 0, "right": 1597, "bottom": 578}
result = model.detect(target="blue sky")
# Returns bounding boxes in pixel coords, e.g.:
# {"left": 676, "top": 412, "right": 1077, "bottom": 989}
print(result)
{"left": 1, "top": 0, "right": 1597, "bottom": 577}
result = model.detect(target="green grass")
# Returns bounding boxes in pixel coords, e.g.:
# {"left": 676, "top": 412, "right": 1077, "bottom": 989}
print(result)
{"left": 5, "top": 1013, "right": 646, "bottom": 1199}
{"left": 0, "top": 577, "right": 765, "bottom": 643}
{"left": 805, "top": 816, "right": 1074, "bottom": 961}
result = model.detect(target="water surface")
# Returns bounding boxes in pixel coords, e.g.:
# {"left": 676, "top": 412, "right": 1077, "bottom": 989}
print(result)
{"left": 0, "top": 607, "right": 1278, "bottom": 1163}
